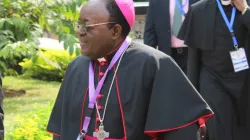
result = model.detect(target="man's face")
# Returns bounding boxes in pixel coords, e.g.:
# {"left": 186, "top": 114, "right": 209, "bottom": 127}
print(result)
{"left": 77, "top": 1, "right": 114, "bottom": 59}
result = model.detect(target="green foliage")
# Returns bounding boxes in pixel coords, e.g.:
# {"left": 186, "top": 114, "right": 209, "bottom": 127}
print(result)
{"left": 0, "top": 0, "right": 85, "bottom": 73}
{"left": 5, "top": 101, "right": 54, "bottom": 140}
{"left": 0, "top": 17, "right": 41, "bottom": 74}
{"left": 4, "top": 69, "right": 19, "bottom": 76}
{"left": 19, "top": 49, "right": 76, "bottom": 81}
{"left": 36, "top": 0, "right": 85, "bottom": 56}
{"left": 3, "top": 76, "right": 61, "bottom": 138}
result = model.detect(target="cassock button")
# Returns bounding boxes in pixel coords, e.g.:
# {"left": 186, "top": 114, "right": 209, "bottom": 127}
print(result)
{"left": 96, "top": 117, "right": 101, "bottom": 121}
{"left": 99, "top": 72, "right": 104, "bottom": 76}
{"left": 97, "top": 94, "right": 104, "bottom": 99}
{"left": 98, "top": 106, "right": 104, "bottom": 110}
{"left": 100, "top": 62, "right": 106, "bottom": 66}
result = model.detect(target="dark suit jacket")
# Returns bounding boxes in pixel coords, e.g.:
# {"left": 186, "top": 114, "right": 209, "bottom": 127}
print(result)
{"left": 143, "top": 0, "right": 199, "bottom": 55}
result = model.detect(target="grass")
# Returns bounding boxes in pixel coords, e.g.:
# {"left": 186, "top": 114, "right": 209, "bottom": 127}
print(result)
{"left": 2, "top": 76, "right": 61, "bottom": 136}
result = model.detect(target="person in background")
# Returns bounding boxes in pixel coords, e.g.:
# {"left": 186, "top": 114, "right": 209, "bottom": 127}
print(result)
{"left": 0, "top": 72, "right": 4, "bottom": 140}
{"left": 143, "top": 0, "right": 199, "bottom": 73}
{"left": 178, "top": 0, "right": 250, "bottom": 139}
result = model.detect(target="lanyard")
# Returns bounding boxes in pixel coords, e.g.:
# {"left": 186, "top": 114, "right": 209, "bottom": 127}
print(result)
{"left": 176, "top": 0, "right": 189, "bottom": 16}
{"left": 216, "top": 0, "right": 238, "bottom": 49}
{"left": 80, "top": 37, "right": 131, "bottom": 134}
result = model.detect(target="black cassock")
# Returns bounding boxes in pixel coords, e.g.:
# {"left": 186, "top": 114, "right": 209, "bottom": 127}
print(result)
{"left": 47, "top": 41, "right": 213, "bottom": 140}
{"left": 178, "top": 0, "right": 250, "bottom": 139}
{"left": 0, "top": 75, "right": 4, "bottom": 140}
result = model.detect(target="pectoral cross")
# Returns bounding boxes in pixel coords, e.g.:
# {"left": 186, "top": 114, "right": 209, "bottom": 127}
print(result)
{"left": 93, "top": 125, "right": 109, "bottom": 140}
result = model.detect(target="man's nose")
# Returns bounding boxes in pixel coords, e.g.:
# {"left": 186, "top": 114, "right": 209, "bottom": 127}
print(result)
{"left": 76, "top": 28, "right": 86, "bottom": 37}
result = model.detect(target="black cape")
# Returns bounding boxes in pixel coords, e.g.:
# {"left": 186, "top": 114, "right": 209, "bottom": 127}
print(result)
{"left": 47, "top": 41, "right": 213, "bottom": 140}
{"left": 178, "top": 0, "right": 250, "bottom": 139}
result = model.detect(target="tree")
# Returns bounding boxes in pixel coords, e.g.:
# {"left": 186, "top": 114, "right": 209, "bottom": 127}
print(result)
{"left": 0, "top": 0, "right": 85, "bottom": 73}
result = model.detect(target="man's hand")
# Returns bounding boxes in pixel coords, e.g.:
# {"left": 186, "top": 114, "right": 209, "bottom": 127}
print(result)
{"left": 197, "top": 127, "right": 208, "bottom": 140}
{"left": 233, "top": 0, "right": 249, "bottom": 12}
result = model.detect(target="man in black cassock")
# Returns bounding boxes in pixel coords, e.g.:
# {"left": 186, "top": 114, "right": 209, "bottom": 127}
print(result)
{"left": 46, "top": 0, "right": 213, "bottom": 140}
{"left": 178, "top": 0, "right": 250, "bottom": 139}
{"left": 0, "top": 73, "right": 4, "bottom": 140}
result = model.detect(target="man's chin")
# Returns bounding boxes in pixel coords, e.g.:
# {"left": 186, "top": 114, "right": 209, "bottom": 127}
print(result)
{"left": 81, "top": 52, "right": 97, "bottom": 60}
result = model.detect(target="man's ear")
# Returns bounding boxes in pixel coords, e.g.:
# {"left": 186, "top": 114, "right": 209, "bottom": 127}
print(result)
{"left": 111, "top": 24, "right": 122, "bottom": 40}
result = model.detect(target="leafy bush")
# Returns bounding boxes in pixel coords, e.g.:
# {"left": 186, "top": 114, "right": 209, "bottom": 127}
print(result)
{"left": 0, "top": 0, "right": 85, "bottom": 73}
{"left": 0, "top": 19, "right": 41, "bottom": 74}
{"left": 5, "top": 101, "right": 54, "bottom": 140}
{"left": 4, "top": 69, "right": 19, "bottom": 76}
{"left": 19, "top": 49, "right": 76, "bottom": 81}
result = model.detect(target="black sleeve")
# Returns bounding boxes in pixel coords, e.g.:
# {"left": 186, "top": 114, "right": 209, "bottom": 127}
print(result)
{"left": 163, "top": 123, "right": 199, "bottom": 140}
{"left": 187, "top": 47, "right": 201, "bottom": 90}
{"left": 144, "top": 55, "right": 213, "bottom": 138}
{"left": 47, "top": 63, "right": 73, "bottom": 138}
{"left": 143, "top": 0, "right": 158, "bottom": 48}
{"left": 241, "top": 7, "right": 250, "bottom": 30}
{"left": 53, "top": 135, "right": 60, "bottom": 140}
{"left": 0, "top": 75, "right": 4, "bottom": 140}
{"left": 177, "top": 6, "right": 195, "bottom": 47}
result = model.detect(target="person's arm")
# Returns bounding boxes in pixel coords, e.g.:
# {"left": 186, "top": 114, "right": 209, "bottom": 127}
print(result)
{"left": 242, "top": 7, "right": 250, "bottom": 30}
{"left": 187, "top": 47, "right": 201, "bottom": 91}
{"left": 234, "top": 0, "right": 250, "bottom": 30}
{"left": 0, "top": 74, "right": 4, "bottom": 140}
{"left": 0, "top": 72, "right": 2, "bottom": 88}
{"left": 47, "top": 61, "right": 74, "bottom": 139}
{"left": 53, "top": 135, "right": 60, "bottom": 140}
{"left": 144, "top": 55, "right": 213, "bottom": 140}
{"left": 143, "top": 0, "right": 158, "bottom": 48}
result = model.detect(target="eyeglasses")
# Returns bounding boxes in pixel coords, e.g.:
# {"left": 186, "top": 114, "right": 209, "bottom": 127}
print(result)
{"left": 76, "top": 22, "right": 116, "bottom": 33}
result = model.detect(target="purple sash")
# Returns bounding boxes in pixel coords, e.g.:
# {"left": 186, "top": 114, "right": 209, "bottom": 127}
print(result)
{"left": 80, "top": 37, "right": 132, "bottom": 134}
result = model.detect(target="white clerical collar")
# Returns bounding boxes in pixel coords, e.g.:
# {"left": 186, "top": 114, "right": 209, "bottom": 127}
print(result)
{"left": 97, "top": 57, "right": 107, "bottom": 63}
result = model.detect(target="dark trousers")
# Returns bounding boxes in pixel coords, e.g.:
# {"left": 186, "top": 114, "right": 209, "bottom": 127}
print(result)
{"left": 171, "top": 47, "right": 188, "bottom": 74}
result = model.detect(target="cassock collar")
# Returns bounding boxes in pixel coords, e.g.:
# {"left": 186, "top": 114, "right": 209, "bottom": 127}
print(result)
{"left": 95, "top": 42, "right": 122, "bottom": 64}
{"left": 97, "top": 46, "right": 119, "bottom": 64}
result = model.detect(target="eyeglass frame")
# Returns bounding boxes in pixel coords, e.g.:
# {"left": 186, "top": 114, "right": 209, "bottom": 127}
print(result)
{"left": 76, "top": 22, "right": 116, "bottom": 33}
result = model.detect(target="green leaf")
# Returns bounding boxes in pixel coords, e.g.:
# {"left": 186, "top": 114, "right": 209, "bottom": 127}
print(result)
{"left": 38, "top": 14, "right": 45, "bottom": 29}
{"left": 37, "top": 51, "right": 61, "bottom": 69}
{"left": 69, "top": 44, "right": 74, "bottom": 55}
{"left": 75, "top": 45, "right": 81, "bottom": 56}
{"left": 62, "top": 26, "right": 70, "bottom": 34}
{"left": 63, "top": 41, "right": 69, "bottom": 50}
{"left": 0, "top": 61, "right": 7, "bottom": 72}
{"left": 6, "top": 18, "right": 13, "bottom": 25}
{"left": 31, "top": 54, "right": 39, "bottom": 63}
{"left": 70, "top": 3, "right": 76, "bottom": 13}
{"left": 0, "top": 40, "right": 11, "bottom": 49}
{"left": 0, "top": 19, "right": 5, "bottom": 29}
{"left": 45, "top": 23, "right": 50, "bottom": 32}
{"left": 0, "top": 45, "right": 11, "bottom": 59}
